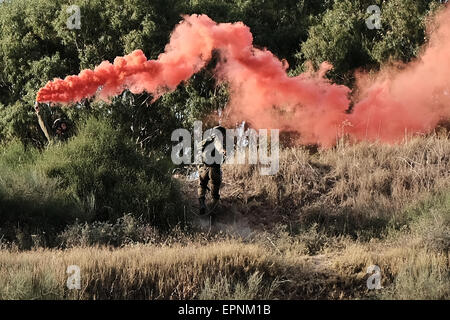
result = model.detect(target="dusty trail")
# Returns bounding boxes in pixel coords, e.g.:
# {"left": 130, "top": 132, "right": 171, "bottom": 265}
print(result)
{"left": 174, "top": 163, "right": 295, "bottom": 232}
{"left": 174, "top": 169, "right": 346, "bottom": 294}
{"left": 175, "top": 170, "right": 253, "bottom": 236}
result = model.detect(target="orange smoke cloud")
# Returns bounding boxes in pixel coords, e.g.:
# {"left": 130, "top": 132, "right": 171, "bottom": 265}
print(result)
{"left": 346, "top": 9, "right": 450, "bottom": 143}
{"left": 37, "top": 11, "right": 450, "bottom": 146}
{"left": 36, "top": 15, "right": 219, "bottom": 103}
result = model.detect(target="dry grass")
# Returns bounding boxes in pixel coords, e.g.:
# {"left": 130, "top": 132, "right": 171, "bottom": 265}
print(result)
{"left": 0, "top": 241, "right": 335, "bottom": 300}
{"left": 1, "top": 229, "right": 447, "bottom": 300}
{"left": 1, "top": 132, "right": 449, "bottom": 300}
{"left": 331, "top": 241, "right": 449, "bottom": 299}
{"left": 223, "top": 131, "right": 450, "bottom": 236}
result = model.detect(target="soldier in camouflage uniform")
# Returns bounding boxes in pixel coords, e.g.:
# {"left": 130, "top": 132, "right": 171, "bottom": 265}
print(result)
{"left": 197, "top": 126, "right": 227, "bottom": 216}
{"left": 34, "top": 102, "right": 71, "bottom": 143}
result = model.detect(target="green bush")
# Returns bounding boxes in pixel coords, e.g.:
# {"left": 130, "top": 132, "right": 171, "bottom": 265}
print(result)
{"left": 36, "top": 117, "right": 183, "bottom": 225}
{"left": 57, "top": 214, "right": 159, "bottom": 248}
{"left": 0, "top": 141, "right": 84, "bottom": 246}
{"left": 0, "top": 117, "right": 184, "bottom": 245}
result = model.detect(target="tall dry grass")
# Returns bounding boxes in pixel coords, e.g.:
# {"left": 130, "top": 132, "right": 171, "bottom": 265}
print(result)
{"left": 0, "top": 241, "right": 327, "bottom": 300}
{"left": 1, "top": 132, "right": 449, "bottom": 300}
{"left": 223, "top": 132, "right": 450, "bottom": 237}
{"left": 1, "top": 220, "right": 447, "bottom": 300}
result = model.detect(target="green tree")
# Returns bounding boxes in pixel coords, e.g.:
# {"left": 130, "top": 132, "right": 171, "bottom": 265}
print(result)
{"left": 296, "top": 0, "right": 438, "bottom": 84}
{"left": 37, "top": 117, "right": 182, "bottom": 225}
{"left": 370, "top": 0, "right": 432, "bottom": 64}
{"left": 297, "top": 0, "right": 378, "bottom": 84}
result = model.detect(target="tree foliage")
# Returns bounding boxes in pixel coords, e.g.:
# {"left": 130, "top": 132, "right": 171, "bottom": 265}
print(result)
{"left": 296, "top": 0, "right": 437, "bottom": 84}
{"left": 0, "top": 0, "right": 336, "bottom": 146}
{"left": 0, "top": 0, "right": 446, "bottom": 243}
{"left": 1, "top": 0, "right": 441, "bottom": 145}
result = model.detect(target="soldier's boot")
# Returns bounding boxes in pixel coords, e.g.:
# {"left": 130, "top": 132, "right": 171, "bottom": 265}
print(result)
{"left": 199, "top": 197, "right": 207, "bottom": 216}
{"left": 211, "top": 197, "right": 220, "bottom": 210}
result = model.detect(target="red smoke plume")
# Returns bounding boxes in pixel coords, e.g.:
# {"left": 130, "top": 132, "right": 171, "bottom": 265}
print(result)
{"left": 36, "top": 10, "right": 450, "bottom": 146}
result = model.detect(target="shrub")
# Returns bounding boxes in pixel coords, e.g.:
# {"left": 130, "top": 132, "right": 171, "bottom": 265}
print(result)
{"left": 0, "top": 117, "right": 185, "bottom": 245}
{"left": 58, "top": 214, "right": 159, "bottom": 248}
{"left": 0, "top": 141, "right": 84, "bottom": 245}
{"left": 36, "top": 117, "right": 183, "bottom": 227}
